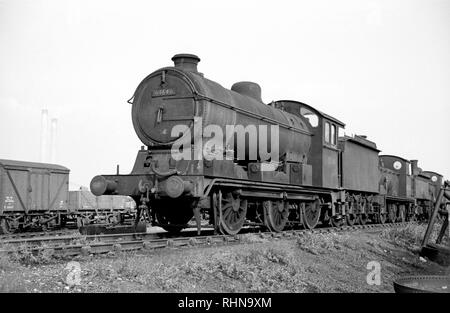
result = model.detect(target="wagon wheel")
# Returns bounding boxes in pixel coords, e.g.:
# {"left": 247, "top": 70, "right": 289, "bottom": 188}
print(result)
{"left": 407, "top": 212, "right": 416, "bottom": 222}
{"left": 264, "top": 200, "right": 289, "bottom": 232}
{"left": 303, "top": 200, "right": 321, "bottom": 229}
{"left": 155, "top": 201, "right": 194, "bottom": 234}
{"left": 345, "top": 202, "right": 357, "bottom": 226}
{"left": 0, "top": 219, "right": 11, "bottom": 235}
{"left": 397, "top": 205, "right": 406, "bottom": 222}
{"left": 376, "top": 209, "right": 387, "bottom": 224}
{"left": 217, "top": 190, "right": 247, "bottom": 235}
{"left": 358, "top": 213, "right": 368, "bottom": 225}
{"left": 346, "top": 213, "right": 357, "bottom": 226}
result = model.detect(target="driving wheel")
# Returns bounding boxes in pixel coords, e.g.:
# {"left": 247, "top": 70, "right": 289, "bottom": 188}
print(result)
{"left": 303, "top": 200, "right": 321, "bottom": 229}
{"left": 264, "top": 200, "right": 289, "bottom": 232}
{"left": 216, "top": 190, "right": 247, "bottom": 235}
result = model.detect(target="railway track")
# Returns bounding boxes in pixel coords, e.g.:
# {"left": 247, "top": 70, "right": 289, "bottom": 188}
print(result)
{"left": 0, "top": 228, "right": 215, "bottom": 247}
{"left": 0, "top": 220, "right": 144, "bottom": 241}
{"left": 0, "top": 222, "right": 417, "bottom": 258}
{"left": 0, "top": 229, "right": 79, "bottom": 241}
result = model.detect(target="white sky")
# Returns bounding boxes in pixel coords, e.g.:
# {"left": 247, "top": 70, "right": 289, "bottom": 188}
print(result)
{"left": 0, "top": 0, "right": 449, "bottom": 188}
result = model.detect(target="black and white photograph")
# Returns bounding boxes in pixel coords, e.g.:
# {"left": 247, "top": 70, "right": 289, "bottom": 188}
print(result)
{"left": 0, "top": 0, "right": 449, "bottom": 302}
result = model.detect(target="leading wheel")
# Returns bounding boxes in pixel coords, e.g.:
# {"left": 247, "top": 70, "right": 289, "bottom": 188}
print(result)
{"left": 331, "top": 216, "right": 345, "bottom": 227}
{"left": 154, "top": 199, "right": 194, "bottom": 234}
{"left": 303, "top": 200, "right": 321, "bottom": 229}
{"left": 216, "top": 190, "right": 247, "bottom": 235}
{"left": 264, "top": 200, "right": 289, "bottom": 232}
{"left": 155, "top": 201, "right": 193, "bottom": 234}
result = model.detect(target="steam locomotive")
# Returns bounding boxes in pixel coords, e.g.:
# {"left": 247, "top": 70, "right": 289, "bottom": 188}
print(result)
{"left": 90, "top": 54, "right": 448, "bottom": 235}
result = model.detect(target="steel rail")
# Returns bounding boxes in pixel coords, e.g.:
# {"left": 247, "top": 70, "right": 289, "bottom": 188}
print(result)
{"left": 0, "top": 222, "right": 416, "bottom": 257}
{"left": 0, "top": 229, "right": 78, "bottom": 241}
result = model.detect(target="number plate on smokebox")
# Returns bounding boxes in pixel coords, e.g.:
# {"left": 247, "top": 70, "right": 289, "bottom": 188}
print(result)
{"left": 152, "top": 88, "right": 176, "bottom": 97}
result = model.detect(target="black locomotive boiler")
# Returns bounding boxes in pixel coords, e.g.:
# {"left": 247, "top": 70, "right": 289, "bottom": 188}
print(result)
{"left": 90, "top": 54, "right": 447, "bottom": 235}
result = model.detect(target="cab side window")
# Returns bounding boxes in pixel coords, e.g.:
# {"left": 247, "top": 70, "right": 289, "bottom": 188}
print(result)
{"left": 325, "top": 122, "right": 330, "bottom": 143}
{"left": 331, "top": 124, "right": 336, "bottom": 145}
{"left": 324, "top": 121, "right": 337, "bottom": 146}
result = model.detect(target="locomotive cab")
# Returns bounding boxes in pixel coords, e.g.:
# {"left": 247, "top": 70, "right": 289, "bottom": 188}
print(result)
{"left": 272, "top": 100, "right": 345, "bottom": 189}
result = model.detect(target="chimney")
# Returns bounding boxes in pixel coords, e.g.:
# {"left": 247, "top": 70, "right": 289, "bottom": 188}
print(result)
{"left": 171, "top": 53, "right": 200, "bottom": 72}
{"left": 40, "top": 109, "right": 49, "bottom": 162}
{"left": 50, "top": 118, "right": 57, "bottom": 164}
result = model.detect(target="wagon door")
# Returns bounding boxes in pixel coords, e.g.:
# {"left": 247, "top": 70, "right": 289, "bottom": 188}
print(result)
{"left": 28, "top": 168, "right": 51, "bottom": 212}
{"left": 28, "top": 168, "right": 68, "bottom": 212}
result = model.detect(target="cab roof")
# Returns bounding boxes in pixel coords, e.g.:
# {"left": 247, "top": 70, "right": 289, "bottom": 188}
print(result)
{"left": 275, "top": 100, "right": 346, "bottom": 127}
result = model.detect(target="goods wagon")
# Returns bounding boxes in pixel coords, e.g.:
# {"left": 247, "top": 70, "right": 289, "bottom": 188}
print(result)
{"left": 68, "top": 189, "right": 136, "bottom": 226}
{"left": 0, "top": 159, "right": 70, "bottom": 233}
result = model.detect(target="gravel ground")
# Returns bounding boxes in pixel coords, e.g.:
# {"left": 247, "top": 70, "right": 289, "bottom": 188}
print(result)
{"left": 0, "top": 223, "right": 448, "bottom": 293}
